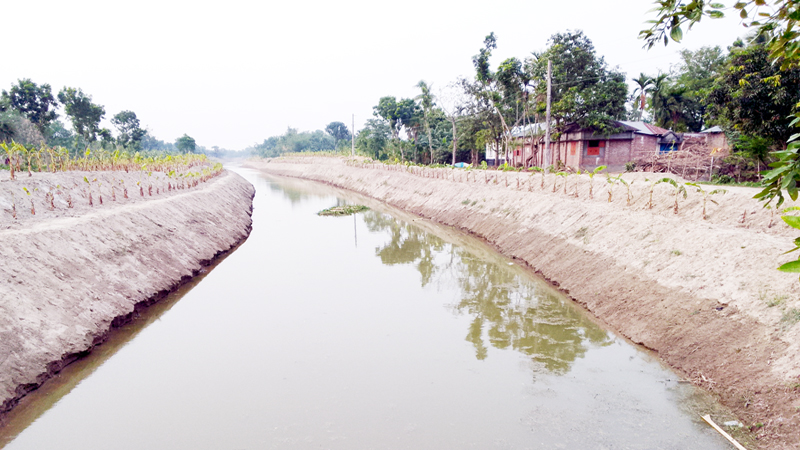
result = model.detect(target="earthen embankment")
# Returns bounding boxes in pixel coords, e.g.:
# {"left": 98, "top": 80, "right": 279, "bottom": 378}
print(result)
{"left": 0, "top": 170, "right": 254, "bottom": 418}
{"left": 247, "top": 155, "right": 800, "bottom": 449}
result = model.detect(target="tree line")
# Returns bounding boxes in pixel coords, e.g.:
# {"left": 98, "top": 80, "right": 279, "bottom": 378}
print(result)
{"left": 353, "top": 30, "right": 628, "bottom": 166}
{"left": 260, "top": 28, "right": 799, "bottom": 182}
{"left": 0, "top": 79, "right": 202, "bottom": 157}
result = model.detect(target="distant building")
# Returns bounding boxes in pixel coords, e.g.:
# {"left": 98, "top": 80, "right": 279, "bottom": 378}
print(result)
{"left": 490, "top": 121, "right": 729, "bottom": 171}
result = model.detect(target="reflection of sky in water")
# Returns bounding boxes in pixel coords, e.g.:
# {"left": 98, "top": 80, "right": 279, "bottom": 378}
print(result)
{"left": 362, "top": 210, "right": 610, "bottom": 373}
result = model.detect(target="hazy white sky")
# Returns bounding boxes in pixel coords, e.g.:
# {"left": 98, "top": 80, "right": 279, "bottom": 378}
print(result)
{"left": 2, "top": 0, "right": 748, "bottom": 150}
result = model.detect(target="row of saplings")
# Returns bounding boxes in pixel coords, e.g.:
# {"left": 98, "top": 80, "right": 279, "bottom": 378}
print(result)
{"left": 347, "top": 158, "right": 728, "bottom": 221}
{"left": 1, "top": 142, "right": 224, "bottom": 219}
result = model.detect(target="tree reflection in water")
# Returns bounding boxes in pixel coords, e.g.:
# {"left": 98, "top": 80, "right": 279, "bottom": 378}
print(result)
{"left": 362, "top": 211, "right": 611, "bottom": 374}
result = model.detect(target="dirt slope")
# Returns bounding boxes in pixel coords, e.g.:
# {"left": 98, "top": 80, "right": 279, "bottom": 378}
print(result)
{"left": 247, "top": 155, "right": 800, "bottom": 449}
{"left": 0, "top": 170, "right": 254, "bottom": 418}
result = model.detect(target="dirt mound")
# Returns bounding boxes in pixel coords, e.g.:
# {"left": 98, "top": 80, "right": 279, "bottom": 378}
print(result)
{"left": 0, "top": 170, "right": 254, "bottom": 419}
{"left": 247, "top": 155, "right": 800, "bottom": 449}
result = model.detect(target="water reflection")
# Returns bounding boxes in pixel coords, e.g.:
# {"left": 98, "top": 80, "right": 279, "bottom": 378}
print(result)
{"left": 363, "top": 210, "right": 610, "bottom": 373}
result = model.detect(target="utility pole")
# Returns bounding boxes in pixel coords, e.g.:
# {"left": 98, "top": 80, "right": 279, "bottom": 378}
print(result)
{"left": 351, "top": 114, "right": 355, "bottom": 157}
{"left": 544, "top": 59, "right": 552, "bottom": 168}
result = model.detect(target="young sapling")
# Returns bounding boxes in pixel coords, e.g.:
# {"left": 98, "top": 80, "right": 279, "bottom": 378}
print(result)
{"left": 22, "top": 187, "right": 35, "bottom": 215}
{"left": 617, "top": 177, "right": 634, "bottom": 206}
{"left": 686, "top": 182, "right": 727, "bottom": 219}
{"left": 656, "top": 178, "right": 687, "bottom": 214}
{"left": 83, "top": 176, "right": 93, "bottom": 206}
{"left": 606, "top": 174, "right": 620, "bottom": 202}
{"left": 587, "top": 165, "right": 606, "bottom": 199}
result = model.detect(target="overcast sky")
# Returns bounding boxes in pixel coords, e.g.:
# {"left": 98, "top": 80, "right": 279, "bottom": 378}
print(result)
{"left": 2, "top": 0, "right": 749, "bottom": 150}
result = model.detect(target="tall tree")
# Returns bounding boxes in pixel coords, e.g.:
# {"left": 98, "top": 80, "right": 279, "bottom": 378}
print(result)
{"left": 706, "top": 42, "right": 800, "bottom": 145}
{"left": 1, "top": 79, "right": 59, "bottom": 132}
{"left": 671, "top": 46, "right": 726, "bottom": 131}
{"left": 57, "top": 87, "right": 105, "bottom": 143}
{"left": 438, "top": 83, "right": 467, "bottom": 165}
{"left": 175, "top": 134, "right": 197, "bottom": 153}
{"left": 373, "top": 97, "right": 401, "bottom": 140}
{"left": 356, "top": 119, "right": 390, "bottom": 160}
{"left": 324, "top": 121, "right": 350, "bottom": 149}
{"left": 111, "top": 110, "right": 146, "bottom": 149}
{"left": 531, "top": 31, "right": 627, "bottom": 136}
{"left": 416, "top": 81, "right": 436, "bottom": 163}
{"left": 395, "top": 98, "right": 422, "bottom": 161}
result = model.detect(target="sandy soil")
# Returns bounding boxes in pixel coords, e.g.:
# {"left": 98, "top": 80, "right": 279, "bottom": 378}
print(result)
{"left": 247, "top": 155, "right": 800, "bottom": 449}
{"left": 0, "top": 169, "right": 254, "bottom": 419}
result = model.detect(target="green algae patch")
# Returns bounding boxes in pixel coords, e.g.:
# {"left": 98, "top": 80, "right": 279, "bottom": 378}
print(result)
{"left": 317, "top": 205, "right": 370, "bottom": 216}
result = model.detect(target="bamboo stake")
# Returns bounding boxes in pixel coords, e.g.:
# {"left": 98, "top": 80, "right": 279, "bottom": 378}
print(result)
{"left": 701, "top": 415, "right": 747, "bottom": 450}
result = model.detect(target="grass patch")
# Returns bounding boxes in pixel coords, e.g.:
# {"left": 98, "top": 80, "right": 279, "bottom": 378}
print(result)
{"left": 671, "top": 249, "right": 682, "bottom": 256}
{"left": 781, "top": 308, "right": 800, "bottom": 327}
{"left": 767, "top": 295, "right": 787, "bottom": 308}
{"left": 318, "top": 205, "right": 370, "bottom": 216}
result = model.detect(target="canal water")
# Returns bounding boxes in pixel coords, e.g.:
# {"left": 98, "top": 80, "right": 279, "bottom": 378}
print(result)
{"left": 0, "top": 168, "right": 733, "bottom": 449}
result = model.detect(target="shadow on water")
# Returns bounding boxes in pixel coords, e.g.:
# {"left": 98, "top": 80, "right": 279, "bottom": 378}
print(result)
{"left": 362, "top": 210, "right": 611, "bottom": 374}
{"left": 0, "top": 247, "right": 238, "bottom": 447}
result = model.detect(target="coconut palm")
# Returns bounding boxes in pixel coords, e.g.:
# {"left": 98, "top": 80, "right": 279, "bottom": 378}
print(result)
{"left": 631, "top": 73, "right": 654, "bottom": 120}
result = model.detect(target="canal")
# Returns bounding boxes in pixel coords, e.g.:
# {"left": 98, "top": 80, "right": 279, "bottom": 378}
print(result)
{"left": 0, "top": 168, "right": 733, "bottom": 449}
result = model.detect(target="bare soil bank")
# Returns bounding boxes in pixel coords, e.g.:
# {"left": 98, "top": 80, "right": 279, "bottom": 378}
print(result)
{"left": 0, "top": 170, "right": 254, "bottom": 420}
{"left": 247, "top": 155, "right": 800, "bottom": 449}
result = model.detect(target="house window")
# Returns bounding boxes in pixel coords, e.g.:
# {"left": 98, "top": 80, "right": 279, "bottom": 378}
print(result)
{"left": 587, "top": 140, "right": 605, "bottom": 156}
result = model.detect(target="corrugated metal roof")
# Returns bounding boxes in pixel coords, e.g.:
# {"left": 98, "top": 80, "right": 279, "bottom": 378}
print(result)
{"left": 619, "top": 121, "right": 670, "bottom": 136}
{"left": 701, "top": 126, "right": 723, "bottom": 133}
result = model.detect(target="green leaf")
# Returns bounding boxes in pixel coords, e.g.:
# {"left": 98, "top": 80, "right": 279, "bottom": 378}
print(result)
{"left": 777, "top": 260, "right": 800, "bottom": 272}
{"left": 670, "top": 26, "right": 684, "bottom": 42}
{"left": 740, "top": 8, "right": 748, "bottom": 19}
{"left": 708, "top": 10, "right": 725, "bottom": 18}
{"left": 709, "top": 2, "right": 725, "bottom": 8}
{"left": 782, "top": 215, "right": 800, "bottom": 229}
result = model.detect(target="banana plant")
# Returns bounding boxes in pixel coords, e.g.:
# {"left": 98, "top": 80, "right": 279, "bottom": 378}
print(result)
{"left": 644, "top": 178, "right": 660, "bottom": 209}
{"left": 0, "top": 142, "right": 15, "bottom": 180}
{"left": 617, "top": 177, "right": 634, "bottom": 206}
{"left": 84, "top": 176, "right": 93, "bottom": 206}
{"left": 19, "top": 145, "right": 33, "bottom": 177}
{"left": 22, "top": 187, "right": 35, "bottom": 215}
{"left": 556, "top": 171, "right": 569, "bottom": 194}
{"left": 686, "top": 182, "right": 727, "bottom": 220}
{"left": 656, "top": 178, "right": 687, "bottom": 214}
{"left": 606, "top": 174, "right": 621, "bottom": 202}
{"left": 587, "top": 165, "right": 607, "bottom": 199}
{"left": 572, "top": 169, "right": 582, "bottom": 198}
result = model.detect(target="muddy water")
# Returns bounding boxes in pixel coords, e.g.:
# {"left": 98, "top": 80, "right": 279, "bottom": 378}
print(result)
{"left": 0, "top": 168, "right": 734, "bottom": 449}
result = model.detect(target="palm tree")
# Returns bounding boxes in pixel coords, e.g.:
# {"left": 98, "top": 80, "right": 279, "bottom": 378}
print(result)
{"left": 649, "top": 73, "right": 672, "bottom": 126}
{"left": 631, "top": 73, "right": 654, "bottom": 120}
{"left": 415, "top": 80, "right": 436, "bottom": 164}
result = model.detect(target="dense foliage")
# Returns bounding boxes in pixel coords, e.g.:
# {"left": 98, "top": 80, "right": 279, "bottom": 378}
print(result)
{"left": 1, "top": 80, "right": 204, "bottom": 157}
